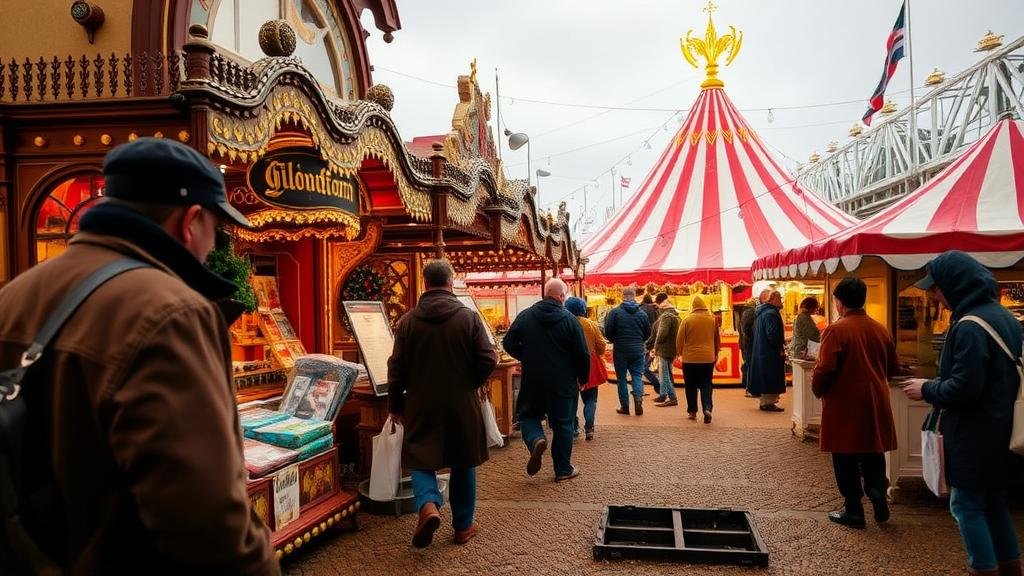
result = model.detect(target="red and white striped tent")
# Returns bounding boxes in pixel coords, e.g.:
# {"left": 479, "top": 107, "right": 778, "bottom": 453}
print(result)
{"left": 753, "top": 117, "right": 1024, "bottom": 280}
{"left": 582, "top": 87, "right": 858, "bottom": 288}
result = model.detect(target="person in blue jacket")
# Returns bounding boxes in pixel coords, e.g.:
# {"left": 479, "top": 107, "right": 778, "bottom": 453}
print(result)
{"left": 503, "top": 279, "right": 590, "bottom": 482}
{"left": 903, "top": 251, "right": 1023, "bottom": 575}
{"left": 749, "top": 290, "right": 786, "bottom": 411}
{"left": 604, "top": 286, "right": 652, "bottom": 415}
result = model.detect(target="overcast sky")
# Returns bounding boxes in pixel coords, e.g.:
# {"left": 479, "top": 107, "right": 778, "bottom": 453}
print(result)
{"left": 361, "top": 1, "right": 1023, "bottom": 236}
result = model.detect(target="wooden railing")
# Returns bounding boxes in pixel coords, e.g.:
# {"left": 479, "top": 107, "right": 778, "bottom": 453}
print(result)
{"left": 0, "top": 52, "right": 184, "bottom": 102}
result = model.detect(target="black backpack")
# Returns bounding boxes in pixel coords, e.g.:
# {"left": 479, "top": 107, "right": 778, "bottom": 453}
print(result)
{"left": 0, "top": 259, "right": 149, "bottom": 575}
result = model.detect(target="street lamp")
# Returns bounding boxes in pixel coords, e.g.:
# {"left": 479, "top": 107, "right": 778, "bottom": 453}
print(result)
{"left": 535, "top": 168, "right": 551, "bottom": 198}
{"left": 504, "top": 129, "right": 532, "bottom": 185}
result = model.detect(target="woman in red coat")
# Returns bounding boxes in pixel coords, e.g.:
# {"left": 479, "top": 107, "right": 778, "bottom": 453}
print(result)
{"left": 812, "top": 277, "right": 904, "bottom": 530}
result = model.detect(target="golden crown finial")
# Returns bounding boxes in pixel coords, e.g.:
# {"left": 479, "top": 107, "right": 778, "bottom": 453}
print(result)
{"left": 681, "top": 2, "right": 742, "bottom": 89}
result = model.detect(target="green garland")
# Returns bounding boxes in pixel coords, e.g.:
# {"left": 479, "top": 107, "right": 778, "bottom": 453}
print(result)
{"left": 342, "top": 264, "right": 386, "bottom": 301}
{"left": 206, "top": 242, "right": 258, "bottom": 312}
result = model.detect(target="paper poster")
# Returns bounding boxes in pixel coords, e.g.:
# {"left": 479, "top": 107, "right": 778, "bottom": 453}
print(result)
{"left": 286, "top": 340, "right": 307, "bottom": 360}
{"left": 342, "top": 301, "right": 395, "bottom": 396}
{"left": 273, "top": 464, "right": 300, "bottom": 530}
{"left": 251, "top": 276, "right": 282, "bottom": 311}
{"left": 806, "top": 340, "right": 821, "bottom": 360}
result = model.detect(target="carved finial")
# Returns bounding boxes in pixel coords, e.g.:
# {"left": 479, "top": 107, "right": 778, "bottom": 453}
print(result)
{"left": 849, "top": 123, "right": 863, "bottom": 137}
{"left": 680, "top": 3, "right": 742, "bottom": 89}
{"left": 975, "top": 30, "right": 1004, "bottom": 52}
{"left": 258, "top": 20, "right": 296, "bottom": 57}
{"left": 469, "top": 58, "right": 478, "bottom": 85}
{"left": 188, "top": 24, "right": 209, "bottom": 40}
{"left": 925, "top": 67, "right": 946, "bottom": 86}
{"left": 366, "top": 84, "right": 394, "bottom": 111}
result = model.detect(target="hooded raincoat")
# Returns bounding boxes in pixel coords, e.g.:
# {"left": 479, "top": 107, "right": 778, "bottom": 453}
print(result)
{"left": 387, "top": 289, "right": 498, "bottom": 470}
{"left": 503, "top": 298, "right": 590, "bottom": 405}
{"left": 920, "top": 251, "right": 1024, "bottom": 489}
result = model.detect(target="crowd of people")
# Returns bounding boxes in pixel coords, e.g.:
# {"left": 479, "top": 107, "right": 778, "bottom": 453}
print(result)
{"left": 0, "top": 139, "right": 1016, "bottom": 574}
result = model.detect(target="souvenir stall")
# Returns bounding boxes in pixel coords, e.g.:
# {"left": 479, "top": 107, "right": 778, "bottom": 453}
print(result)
{"left": 752, "top": 115, "right": 1024, "bottom": 494}
{"left": 581, "top": 8, "right": 856, "bottom": 385}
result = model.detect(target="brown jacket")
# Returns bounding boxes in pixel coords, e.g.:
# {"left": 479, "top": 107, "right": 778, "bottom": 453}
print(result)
{"left": 676, "top": 296, "right": 720, "bottom": 364}
{"left": 577, "top": 316, "right": 607, "bottom": 358}
{"left": 0, "top": 204, "right": 277, "bottom": 575}
{"left": 387, "top": 289, "right": 497, "bottom": 470}
{"left": 811, "top": 309, "right": 899, "bottom": 454}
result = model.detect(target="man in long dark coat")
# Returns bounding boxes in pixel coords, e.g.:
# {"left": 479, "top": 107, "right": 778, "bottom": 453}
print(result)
{"left": 388, "top": 260, "right": 497, "bottom": 548}
{"left": 812, "top": 277, "right": 902, "bottom": 529}
{"left": 503, "top": 279, "right": 590, "bottom": 482}
{"left": 739, "top": 290, "right": 770, "bottom": 397}
{"left": 749, "top": 290, "right": 786, "bottom": 411}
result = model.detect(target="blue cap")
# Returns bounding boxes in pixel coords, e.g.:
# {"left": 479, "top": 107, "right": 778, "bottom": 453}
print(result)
{"left": 103, "top": 138, "right": 251, "bottom": 228}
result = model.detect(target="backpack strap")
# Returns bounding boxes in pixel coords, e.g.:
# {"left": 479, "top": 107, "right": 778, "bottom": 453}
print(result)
{"left": 959, "top": 315, "right": 1024, "bottom": 380}
{"left": 0, "top": 258, "right": 151, "bottom": 402}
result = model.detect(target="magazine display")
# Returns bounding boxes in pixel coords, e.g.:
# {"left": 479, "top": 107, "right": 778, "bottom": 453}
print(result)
{"left": 282, "top": 354, "right": 360, "bottom": 421}
{"left": 243, "top": 437, "right": 299, "bottom": 478}
{"left": 296, "top": 433, "right": 334, "bottom": 460}
{"left": 239, "top": 408, "right": 290, "bottom": 433}
{"left": 294, "top": 379, "right": 341, "bottom": 421}
{"left": 248, "top": 416, "right": 332, "bottom": 449}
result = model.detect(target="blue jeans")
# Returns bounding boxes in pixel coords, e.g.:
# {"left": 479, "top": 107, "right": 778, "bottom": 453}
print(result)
{"left": 520, "top": 393, "right": 575, "bottom": 476}
{"left": 411, "top": 468, "right": 476, "bottom": 531}
{"left": 613, "top": 352, "right": 645, "bottom": 408}
{"left": 580, "top": 387, "right": 598, "bottom": 429}
{"left": 659, "top": 357, "right": 677, "bottom": 400}
{"left": 949, "top": 487, "right": 1021, "bottom": 570}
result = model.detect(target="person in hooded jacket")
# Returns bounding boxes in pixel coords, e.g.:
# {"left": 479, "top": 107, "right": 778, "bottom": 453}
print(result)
{"left": 750, "top": 291, "right": 786, "bottom": 411}
{"left": 503, "top": 279, "right": 589, "bottom": 482}
{"left": 604, "top": 287, "right": 652, "bottom": 415}
{"left": 903, "top": 251, "right": 1023, "bottom": 576}
{"left": 676, "top": 295, "right": 720, "bottom": 423}
{"left": 565, "top": 297, "right": 607, "bottom": 441}
{"left": 651, "top": 294, "right": 680, "bottom": 408}
{"left": 387, "top": 260, "right": 497, "bottom": 548}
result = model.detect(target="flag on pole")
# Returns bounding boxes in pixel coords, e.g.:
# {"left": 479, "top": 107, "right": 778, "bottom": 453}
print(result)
{"left": 620, "top": 176, "right": 631, "bottom": 188}
{"left": 862, "top": 2, "right": 907, "bottom": 126}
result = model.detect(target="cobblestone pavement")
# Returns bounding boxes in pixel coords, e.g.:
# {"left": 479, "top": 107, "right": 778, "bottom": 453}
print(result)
{"left": 285, "top": 386, "right": 1023, "bottom": 576}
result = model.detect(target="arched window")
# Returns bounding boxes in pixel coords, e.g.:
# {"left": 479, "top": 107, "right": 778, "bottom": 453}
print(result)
{"left": 198, "top": 0, "right": 359, "bottom": 99}
{"left": 35, "top": 174, "right": 105, "bottom": 263}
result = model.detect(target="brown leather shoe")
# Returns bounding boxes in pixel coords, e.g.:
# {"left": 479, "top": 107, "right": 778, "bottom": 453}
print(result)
{"left": 453, "top": 523, "right": 479, "bottom": 545}
{"left": 412, "top": 502, "right": 441, "bottom": 548}
{"left": 998, "top": 560, "right": 1023, "bottom": 576}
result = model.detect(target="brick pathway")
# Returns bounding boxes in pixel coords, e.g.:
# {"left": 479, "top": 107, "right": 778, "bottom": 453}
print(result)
{"left": 284, "top": 386, "right": 1022, "bottom": 575}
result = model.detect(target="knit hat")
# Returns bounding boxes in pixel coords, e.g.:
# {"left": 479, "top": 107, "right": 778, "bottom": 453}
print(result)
{"left": 564, "top": 296, "right": 588, "bottom": 317}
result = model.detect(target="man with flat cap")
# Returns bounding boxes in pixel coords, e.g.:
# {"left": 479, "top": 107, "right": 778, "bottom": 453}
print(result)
{"left": 0, "top": 138, "right": 278, "bottom": 575}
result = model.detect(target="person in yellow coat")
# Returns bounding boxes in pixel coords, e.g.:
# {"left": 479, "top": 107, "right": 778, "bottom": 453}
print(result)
{"left": 565, "top": 297, "right": 607, "bottom": 441}
{"left": 675, "top": 295, "right": 721, "bottom": 423}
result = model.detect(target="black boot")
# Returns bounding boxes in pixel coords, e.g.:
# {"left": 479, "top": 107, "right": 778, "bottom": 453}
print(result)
{"left": 633, "top": 396, "right": 644, "bottom": 416}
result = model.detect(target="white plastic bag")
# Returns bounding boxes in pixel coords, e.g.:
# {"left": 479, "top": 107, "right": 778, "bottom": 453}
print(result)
{"left": 481, "top": 398, "right": 503, "bottom": 448}
{"left": 921, "top": 410, "right": 948, "bottom": 497}
{"left": 369, "top": 416, "right": 403, "bottom": 501}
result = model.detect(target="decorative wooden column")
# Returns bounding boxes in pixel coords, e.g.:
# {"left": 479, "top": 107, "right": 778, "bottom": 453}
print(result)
{"left": 0, "top": 115, "right": 10, "bottom": 284}
{"left": 429, "top": 143, "right": 448, "bottom": 259}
